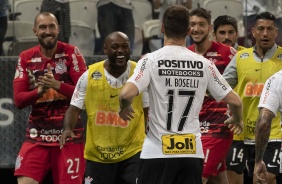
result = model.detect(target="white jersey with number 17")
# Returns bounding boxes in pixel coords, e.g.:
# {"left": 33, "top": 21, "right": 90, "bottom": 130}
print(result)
{"left": 127, "top": 45, "right": 232, "bottom": 159}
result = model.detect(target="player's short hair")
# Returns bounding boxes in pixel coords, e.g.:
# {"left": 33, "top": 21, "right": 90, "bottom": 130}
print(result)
{"left": 213, "top": 15, "right": 238, "bottom": 33}
{"left": 162, "top": 5, "right": 190, "bottom": 39}
{"left": 34, "top": 12, "right": 59, "bottom": 27}
{"left": 255, "top": 12, "right": 276, "bottom": 25}
{"left": 189, "top": 8, "right": 211, "bottom": 24}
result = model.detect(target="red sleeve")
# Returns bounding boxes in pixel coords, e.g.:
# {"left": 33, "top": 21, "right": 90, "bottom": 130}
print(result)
{"left": 13, "top": 80, "right": 40, "bottom": 109}
{"left": 57, "top": 76, "right": 79, "bottom": 99}
{"left": 13, "top": 53, "right": 42, "bottom": 109}
{"left": 57, "top": 47, "right": 87, "bottom": 99}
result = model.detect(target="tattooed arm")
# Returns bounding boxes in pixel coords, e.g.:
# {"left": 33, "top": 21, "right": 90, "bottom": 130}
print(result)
{"left": 254, "top": 107, "right": 275, "bottom": 183}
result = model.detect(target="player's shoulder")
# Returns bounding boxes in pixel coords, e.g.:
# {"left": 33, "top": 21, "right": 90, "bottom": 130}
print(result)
{"left": 20, "top": 45, "right": 40, "bottom": 54}
{"left": 57, "top": 41, "right": 74, "bottom": 49}
{"left": 57, "top": 41, "right": 84, "bottom": 56}
{"left": 276, "top": 46, "right": 282, "bottom": 53}
{"left": 138, "top": 49, "right": 161, "bottom": 64}
{"left": 211, "top": 41, "right": 228, "bottom": 49}
{"left": 237, "top": 45, "right": 246, "bottom": 51}
{"left": 265, "top": 70, "right": 282, "bottom": 92}
{"left": 19, "top": 45, "right": 41, "bottom": 60}
{"left": 88, "top": 60, "right": 105, "bottom": 69}
{"left": 273, "top": 70, "right": 282, "bottom": 79}
{"left": 235, "top": 47, "right": 253, "bottom": 60}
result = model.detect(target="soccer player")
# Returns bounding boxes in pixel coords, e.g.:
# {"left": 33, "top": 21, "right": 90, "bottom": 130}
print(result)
{"left": 13, "top": 12, "right": 87, "bottom": 184}
{"left": 213, "top": 15, "right": 245, "bottom": 51}
{"left": 223, "top": 12, "right": 282, "bottom": 184}
{"left": 212, "top": 15, "right": 246, "bottom": 184}
{"left": 188, "top": 7, "right": 240, "bottom": 184}
{"left": 255, "top": 70, "right": 282, "bottom": 184}
{"left": 119, "top": 5, "right": 243, "bottom": 184}
{"left": 60, "top": 31, "right": 149, "bottom": 184}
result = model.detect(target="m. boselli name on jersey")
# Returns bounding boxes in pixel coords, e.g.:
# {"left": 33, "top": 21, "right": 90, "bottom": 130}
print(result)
{"left": 158, "top": 59, "right": 202, "bottom": 88}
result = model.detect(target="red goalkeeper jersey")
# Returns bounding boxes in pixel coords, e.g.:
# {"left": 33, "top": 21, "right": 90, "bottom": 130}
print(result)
{"left": 13, "top": 41, "right": 87, "bottom": 145}
{"left": 188, "top": 41, "right": 236, "bottom": 138}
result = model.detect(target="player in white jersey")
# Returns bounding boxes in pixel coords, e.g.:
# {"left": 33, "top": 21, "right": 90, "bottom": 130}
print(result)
{"left": 255, "top": 70, "right": 282, "bottom": 183}
{"left": 118, "top": 5, "right": 243, "bottom": 184}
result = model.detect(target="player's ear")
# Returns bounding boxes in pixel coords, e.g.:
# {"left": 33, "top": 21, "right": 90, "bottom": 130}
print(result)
{"left": 208, "top": 24, "right": 213, "bottom": 33}
{"left": 161, "top": 23, "right": 165, "bottom": 34}
{"left": 33, "top": 27, "right": 37, "bottom": 36}
{"left": 103, "top": 44, "right": 108, "bottom": 55}
{"left": 57, "top": 24, "right": 60, "bottom": 34}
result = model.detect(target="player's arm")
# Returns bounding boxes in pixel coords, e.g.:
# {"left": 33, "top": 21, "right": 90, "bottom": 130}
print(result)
{"left": 13, "top": 80, "right": 45, "bottom": 109}
{"left": 255, "top": 76, "right": 277, "bottom": 161}
{"left": 119, "top": 82, "right": 139, "bottom": 121}
{"left": 13, "top": 54, "right": 49, "bottom": 109}
{"left": 206, "top": 58, "right": 243, "bottom": 134}
{"left": 119, "top": 56, "right": 151, "bottom": 121}
{"left": 223, "top": 55, "right": 238, "bottom": 89}
{"left": 39, "top": 47, "right": 87, "bottom": 99}
{"left": 254, "top": 75, "right": 278, "bottom": 182}
{"left": 253, "top": 107, "right": 274, "bottom": 182}
{"left": 222, "top": 90, "right": 243, "bottom": 134}
{"left": 119, "top": 57, "right": 151, "bottom": 121}
{"left": 60, "top": 71, "right": 88, "bottom": 148}
{"left": 255, "top": 107, "right": 274, "bottom": 161}
{"left": 55, "top": 47, "right": 87, "bottom": 99}
{"left": 60, "top": 105, "right": 82, "bottom": 148}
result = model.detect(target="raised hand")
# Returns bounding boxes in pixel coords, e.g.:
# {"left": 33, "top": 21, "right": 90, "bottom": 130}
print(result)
{"left": 27, "top": 69, "right": 38, "bottom": 90}
{"left": 119, "top": 106, "right": 135, "bottom": 121}
{"left": 38, "top": 63, "right": 61, "bottom": 91}
{"left": 224, "top": 116, "right": 243, "bottom": 135}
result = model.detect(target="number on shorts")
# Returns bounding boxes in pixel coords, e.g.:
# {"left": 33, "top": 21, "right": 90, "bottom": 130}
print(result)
{"left": 67, "top": 158, "right": 80, "bottom": 173}
{"left": 232, "top": 148, "right": 244, "bottom": 162}
{"left": 272, "top": 149, "right": 279, "bottom": 163}
{"left": 166, "top": 89, "right": 195, "bottom": 131}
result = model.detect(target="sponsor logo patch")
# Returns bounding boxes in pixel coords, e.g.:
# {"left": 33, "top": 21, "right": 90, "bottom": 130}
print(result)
{"left": 240, "top": 53, "right": 249, "bottom": 59}
{"left": 55, "top": 52, "right": 68, "bottom": 58}
{"left": 92, "top": 71, "right": 102, "bottom": 79}
{"left": 207, "top": 52, "right": 219, "bottom": 57}
{"left": 29, "top": 128, "right": 38, "bottom": 138}
{"left": 30, "top": 57, "right": 42, "bottom": 63}
{"left": 15, "top": 155, "right": 23, "bottom": 170}
{"left": 277, "top": 54, "right": 282, "bottom": 60}
{"left": 55, "top": 59, "right": 67, "bottom": 74}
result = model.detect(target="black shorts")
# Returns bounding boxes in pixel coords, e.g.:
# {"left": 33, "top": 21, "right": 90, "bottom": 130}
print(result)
{"left": 226, "top": 140, "right": 247, "bottom": 174}
{"left": 85, "top": 152, "right": 140, "bottom": 184}
{"left": 246, "top": 142, "right": 281, "bottom": 177}
{"left": 137, "top": 157, "right": 203, "bottom": 184}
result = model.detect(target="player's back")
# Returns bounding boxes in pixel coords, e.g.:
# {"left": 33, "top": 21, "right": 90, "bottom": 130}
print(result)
{"left": 137, "top": 45, "right": 231, "bottom": 159}
{"left": 145, "top": 45, "right": 226, "bottom": 136}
